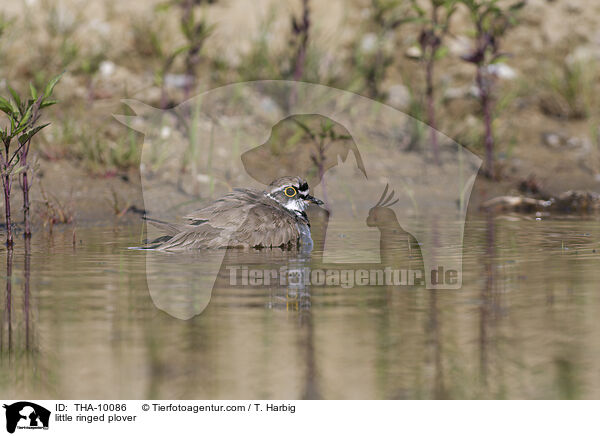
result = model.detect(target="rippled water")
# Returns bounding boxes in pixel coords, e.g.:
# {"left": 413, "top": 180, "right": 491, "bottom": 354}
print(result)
{"left": 2, "top": 216, "right": 600, "bottom": 399}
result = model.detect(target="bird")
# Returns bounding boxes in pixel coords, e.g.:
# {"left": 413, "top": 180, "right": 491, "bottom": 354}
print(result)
{"left": 140, "top": 176, "right": 324, "bottom": 251}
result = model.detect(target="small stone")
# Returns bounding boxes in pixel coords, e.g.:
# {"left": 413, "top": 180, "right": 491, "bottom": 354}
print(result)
{"left": 259, "top": 96, "right": 280, "bottom": 114}
{"left": 386, "top": 84, "right": 410, "bottom": 110}
{"left": 565, "top": 46, "right": 600, "bottom": 65}
{"left": 485, "top": 63, "right": 517, "bottom": 80}
{"left": 160, "top": 126, "right": 172, "bottom": 139}
{"left": 447, "top": 35, "right": 472, "bottom": 58}
{"left": 164, "top": 74, "right": 194, "bottom": 89}
{"left": 405, "top": 46, "right": 422, "bottom": 60}
{"left": 443, "top": 86, "right": 469, "bottom": 100}
{"left": 541, "top": 132, "right": 564, "bottom": 149}
{"left": 99, "top": 61, "right": 115, "bottom": 78}
{"left": 360, "top": 33, "right": 378, "bottom": 53}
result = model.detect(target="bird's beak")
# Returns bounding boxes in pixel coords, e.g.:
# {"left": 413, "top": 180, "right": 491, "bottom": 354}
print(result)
{"left": 305, "top": 194, "right": 324, "bottom": 205}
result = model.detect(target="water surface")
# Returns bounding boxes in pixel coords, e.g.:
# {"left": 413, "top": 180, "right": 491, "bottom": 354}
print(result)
{"left": 2, "top": 217, "right": 600, "bottom": 399}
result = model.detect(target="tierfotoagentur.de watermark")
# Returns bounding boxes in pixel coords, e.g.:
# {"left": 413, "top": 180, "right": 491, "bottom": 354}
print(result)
{"left": 116, "top": 80, "right": 481, "bottom": 319}
{"left": 226, "top": 266, "right": 459, "bottom": 288}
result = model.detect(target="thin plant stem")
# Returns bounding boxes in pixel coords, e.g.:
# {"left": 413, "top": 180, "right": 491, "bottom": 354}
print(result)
{"left": 477, "top": 65, "right": 494, "bottom": 178}
{"left": 426, "top": 56, "right": 439, "bottom": 164}
{"left": 3, "top": 173, "right": 13, "bottom": 247}
{"left": 21, "top": 140, "right": 32, "bottom": 236}
{"left": 292, "top": 0, "right": 310, "bottom": 82}
{"left": 5, "top": 246, "right": 13, "bottom": 354}
{"left": 289, "top": 0, "right": 310, "bottom": 108}
{"left": 24, "top": 235, "right": 31, "bottom": 350}
{"left": 425, "top": 4, "right": 440, "bottom": 165}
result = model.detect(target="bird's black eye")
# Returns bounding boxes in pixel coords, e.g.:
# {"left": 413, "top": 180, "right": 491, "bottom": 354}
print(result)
{"left": 284, "top": 186, "right": 297, "bottom": 197}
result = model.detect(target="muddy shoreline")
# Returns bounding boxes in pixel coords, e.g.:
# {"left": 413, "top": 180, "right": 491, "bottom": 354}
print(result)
{"left": 3, "top": 149, "right": 598, "bottom": 239}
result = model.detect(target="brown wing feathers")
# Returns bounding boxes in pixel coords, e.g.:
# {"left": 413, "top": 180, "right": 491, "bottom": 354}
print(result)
{"left": 143, "top": 188, "right": 301, "bottom": 250}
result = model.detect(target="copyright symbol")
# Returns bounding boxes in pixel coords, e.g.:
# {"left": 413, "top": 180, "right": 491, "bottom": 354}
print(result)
{"left": 142, "top": 404, "right": 150, "bottom": 411}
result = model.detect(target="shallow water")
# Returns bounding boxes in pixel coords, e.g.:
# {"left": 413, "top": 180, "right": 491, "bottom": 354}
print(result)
{"left": 2, "top": 216, "right": 600, "bottom": 399}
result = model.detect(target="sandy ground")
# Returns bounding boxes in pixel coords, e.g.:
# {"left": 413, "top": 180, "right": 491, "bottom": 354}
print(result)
{"left": 12, "top": 144, "right": 589, "bottom": 231}
{"left": 2, "top": 0, "right": 600, "bottom": 229}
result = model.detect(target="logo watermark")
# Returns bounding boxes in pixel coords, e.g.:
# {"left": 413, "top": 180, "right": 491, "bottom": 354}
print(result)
{"left": 3, "top": 402, "right": 50, "bottom": 434}
{"left": 226, "top": 266, "right": 460, "bottom": 288}
{"left": 116, "top": 80, "right": 481, "bottom": 319}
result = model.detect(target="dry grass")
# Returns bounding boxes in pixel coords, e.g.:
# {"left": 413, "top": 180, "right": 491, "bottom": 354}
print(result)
{"left": 538, "top": 60, "right": 599, "bottom": 120}
{"left": 37, "top": 185, "right": 74, "bottom": 230}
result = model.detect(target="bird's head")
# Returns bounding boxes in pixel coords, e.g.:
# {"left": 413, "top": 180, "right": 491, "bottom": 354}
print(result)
{"left": 267, "top": 176, "right": 324, "bottom": 215}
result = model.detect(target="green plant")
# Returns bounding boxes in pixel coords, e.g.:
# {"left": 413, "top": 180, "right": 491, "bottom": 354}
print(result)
{"left": 38, "top": 184, "right": 74, "bottom": 231}
{"left": 155, "top": 0, "right": 216, "bottom": 107}
{"left": 409, "top": 0, "right": 457, "bottom": 164}
{"left": 235, "top": 8, "right": 282, "bottom": 81}
{"left": 351, "top": 0, "right": 414, "bottom": 100}
{"left": 107, "top": 187, "right": 132, "bottom": 220}
{"left": 131, "top": 13, "right": 168, "bottom": 59}
{"left": 0, "top": 12, "right": 11, "bottom": 34}
{"left": 0, "top": 12, "right": 13, "bottom": 45}
{"left": 291, "top": 0, "right": 311, "bottom": 82}
{"left": 0, "top": 74, "right": 62, "bottom": 245}
{"left": 73, "top": 131, "right": 141, "bottom": 175}
{"left": 539, "top": 60, "right": 597, "bottom": 120}
{"left": 234, "top": 4, "right": 336, "bottom": 89}
{"left": 287, "top": 0, "right": 312, "bottom": 108}
{"left": 292, "top": 117, "right": 352, "bottom": 203}
{"left": 45, "top": 4, "right": 81, "bottom": 70}
{"left": 458, "top": 0, "right": 524, "bottom": 178}
{"left": 405, "top": 89, "right": 429, "bottom": 151}
{"left": 0, "top": 13, "right": 14, "bottom": 78}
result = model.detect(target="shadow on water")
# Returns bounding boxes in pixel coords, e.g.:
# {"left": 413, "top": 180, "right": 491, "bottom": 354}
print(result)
{"left": 24, "top": 237, "right": 31, "bottom": 352}
{"left": 479, "top": 212, "right": 495, "bottom": 393}
{"left": 1, "top": 236, "right": 34, "bottom": 389}
{"left": 2, "top": 247, "right": 12, "bottom": 358}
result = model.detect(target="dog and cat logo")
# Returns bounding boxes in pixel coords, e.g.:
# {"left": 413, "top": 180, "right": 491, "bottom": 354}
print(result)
{"left": 117, "top": 81, "right": 481, "bottom": 319}
{"left": 3, "top": 402, "right": 50, "bottom": 433}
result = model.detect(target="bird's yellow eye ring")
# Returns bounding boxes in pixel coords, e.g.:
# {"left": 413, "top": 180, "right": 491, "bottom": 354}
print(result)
{"left": 284, "top": 186, "right": 297, "bottom": 197}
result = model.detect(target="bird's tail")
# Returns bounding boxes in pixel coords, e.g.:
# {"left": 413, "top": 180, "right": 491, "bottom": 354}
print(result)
{"left": 142, "top": 216, "right": 185, "bottom": 236}
{"left": 128, "top": 216, "right": 184, "bottom": 250}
